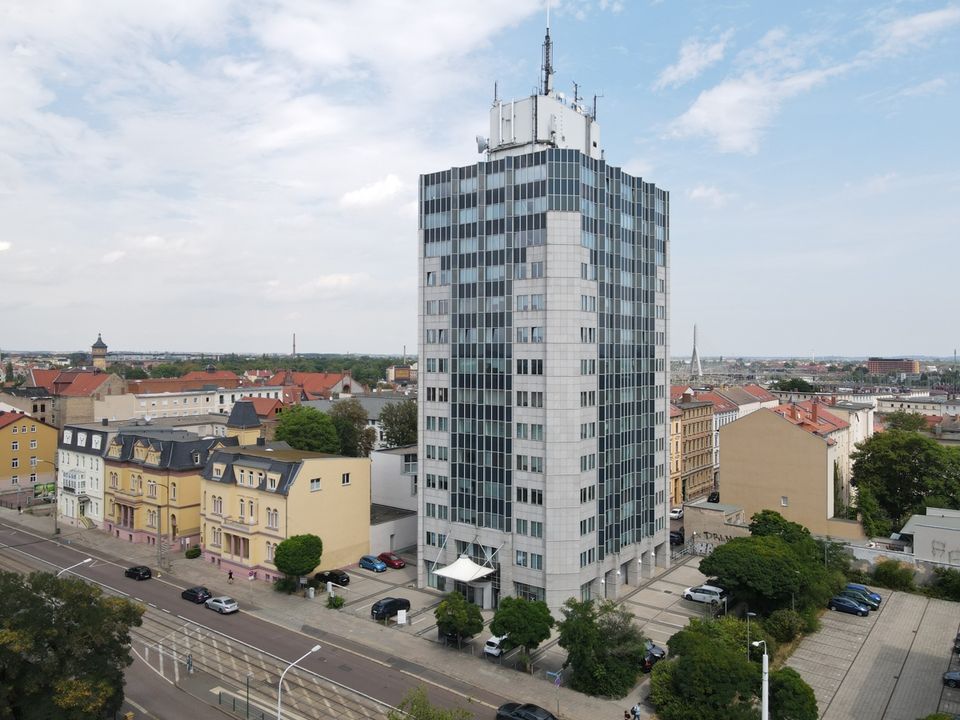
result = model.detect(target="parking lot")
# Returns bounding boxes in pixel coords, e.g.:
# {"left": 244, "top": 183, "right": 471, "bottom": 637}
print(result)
{"left": 787, "top": 590, "right": 960, "bottom": 719}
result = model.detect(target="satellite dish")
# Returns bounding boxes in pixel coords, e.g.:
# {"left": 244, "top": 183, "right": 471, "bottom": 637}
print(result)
{"left": 476, "top": 135, "right": 489, "bottom": 153}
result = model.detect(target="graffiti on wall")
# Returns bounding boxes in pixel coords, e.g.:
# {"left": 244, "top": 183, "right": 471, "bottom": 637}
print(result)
{"left": 930, "top": 540, "right": 960, "bottom": 566}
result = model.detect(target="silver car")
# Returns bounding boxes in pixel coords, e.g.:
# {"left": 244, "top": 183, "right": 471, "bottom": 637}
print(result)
{"left": 204, "top": 596, "right": 239, "bottom": 614}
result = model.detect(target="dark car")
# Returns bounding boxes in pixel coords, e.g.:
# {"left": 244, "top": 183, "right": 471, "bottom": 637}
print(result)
{"left": 827, "top": 595, "right": 869, "bottom": 616}
{"left": 371, "top": 597, "right": 411, "bottom": 621}
{"left": 124, "top": 565, "right": 152, "bottom": 580}
{"left": 641, "top": 640, "right": 666, "bottom": 673}
{"left": 669, "top": 528, "right": 685, "bottom": 545}
{"left": 839, "top": 588, "right": 879, "bottom": 611}
{"left": 438, "top": 625, "right": 473, "bottom": 646}
{"left": 707, "top": 491, "right": 720, "bottom": 503}
{"left": 377, "top": 552, "right": 406, "bottom": 569}
{"left": 181, "top": 586, "right": 212, "bottom": 603}
{"left": 496, "top": 703, "right": 557, "bottom": 720}
{"left": 845, "top": 582, "right": 882, "bottom": 604}
{"left": 315, "top": 569, "right": 350, "bottom": 587}
{"left": 944, "top": 670, "right": 960, "bottom": 688}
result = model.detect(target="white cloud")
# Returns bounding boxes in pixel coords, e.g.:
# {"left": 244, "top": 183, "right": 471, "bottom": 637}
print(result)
{"left": 622, "top": 158, "right": 655, "bottom": 177}
{"left": 0, "top": 241, "right": 11, "bottom": 252}
{"left": 654, "top": 31, "right": 732, "bottom": 90}
{"left": 873, "top": 6, "right": 960, "bottom": 57}
{"left": 896, "top": 77, "right": 948, "bottom": 98}
{"left": 101, "top": 250, "right": 126, "bottom": 264}
{"left": 844, "top": 172, "right": 898, "bottom": 197}
{"left": 340, "top": 174, "right": 406, "bottom": 207}
{"left": 688, "top": 184, "right": 734, "bottom": 208}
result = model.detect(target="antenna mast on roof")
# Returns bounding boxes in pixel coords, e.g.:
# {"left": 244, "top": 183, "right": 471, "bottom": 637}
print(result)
{"left": 541, "top": 3, "right": 553, "bottom": 96}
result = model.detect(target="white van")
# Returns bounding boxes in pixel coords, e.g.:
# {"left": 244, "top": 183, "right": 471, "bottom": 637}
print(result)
{"left": 683, "top": 585, "right": 727, "bottom": 604}
{"left": 484, "top": 634, "right": 508, "bottom": 657}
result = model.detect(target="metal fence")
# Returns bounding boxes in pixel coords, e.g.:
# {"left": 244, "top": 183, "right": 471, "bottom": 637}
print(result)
{"left": 217, "top": 690, "right": 269, "bottom": 720}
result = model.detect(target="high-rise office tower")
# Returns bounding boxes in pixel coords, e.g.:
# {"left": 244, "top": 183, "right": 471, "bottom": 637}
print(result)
{"left": 417, "top": 28, "right": 670, "bottom": 610}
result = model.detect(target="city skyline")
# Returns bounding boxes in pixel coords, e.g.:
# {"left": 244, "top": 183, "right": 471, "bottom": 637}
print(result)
{"left": 1, "top": 1, "right": 957, "bottom": 356}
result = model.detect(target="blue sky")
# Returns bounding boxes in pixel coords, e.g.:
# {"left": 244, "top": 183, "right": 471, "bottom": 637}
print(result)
{"left": 0, "top": 1, "right": 957, "bottom": 357}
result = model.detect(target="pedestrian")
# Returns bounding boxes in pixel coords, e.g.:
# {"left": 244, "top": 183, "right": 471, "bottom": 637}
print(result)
{"left": 624, "top": 711, "right": 630, "bottom": 720}
{"left": 631, "top": 702, "right": 642, "bottom": 719}
{"left": 227, "top": 569, "right": 234, "bottom": 583}
{"left": 17, "top": 505, "right": 22, "bottom": 515}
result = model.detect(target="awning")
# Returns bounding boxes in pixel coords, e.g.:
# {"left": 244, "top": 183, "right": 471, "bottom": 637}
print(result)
{"left": 433, "top": 554, "right": 494, "bottom": 583}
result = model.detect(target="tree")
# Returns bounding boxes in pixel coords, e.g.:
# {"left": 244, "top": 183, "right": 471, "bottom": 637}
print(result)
{"left": 851, "top": 430, "right": 960, "bottom": 536}
{"left": 3, "top": 360, "right": 12, "bottom": 382}
{"left": 774, "top": 378, "right": 817, "bottom": 393}
{"left": 380, "top": 399, "right": 418, "bottom": 448}
{"left": 651, "top": 635, "right": 759, "bottom": 720}
{"left": 770, "top": 667, "right": 818, "bottom": 720}
{"left": 275, "top": 406, "right": 340, "bottom": 453}
{"left": 0, "top": 571, "right": 144, "bottom": 719}
{"left": 273, "top": 534, "right": 323, "bottom": 579}
{"left": 883, "top": 411, "right": 928, "bottom": 432}
{"left": 668, "top": 617, "right": 769, "bottom": 663}
{"left": 387, "top": 686, "right": 473, "bottom": 720}
{"left": 328, "top": 398, "right": 376, "bottom": 457}
{"left": 699, "top": 536, "right": 807, "bottom": 614}
{"left": 434, "top": 592, "right": 484, "bottom": 641}
{"left": 489, "top": 596, "right": 554, "bottom": 664}
{"left": 557, "top": 599, "right": 646, "bottom": 698}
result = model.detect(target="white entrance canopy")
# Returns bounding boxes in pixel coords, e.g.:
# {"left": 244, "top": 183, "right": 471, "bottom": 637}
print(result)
{"left": 433, "top": 554, "right": 494, "bottom": 583}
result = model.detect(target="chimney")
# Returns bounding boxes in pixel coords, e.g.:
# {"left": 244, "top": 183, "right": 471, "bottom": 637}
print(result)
{"left": 811, "top": 399, "right": 819, "bottom": 423}
{"left": 102, "top": 418, "right": 109, "bottom": 426}
{"left": 790, "top": 404, "right": 799, "bottom": 421}
{"left": 256, "top": 436, "right": 265, "bottom": 447}
{"left": 682, "top": 391, "right": 693, "bottom": 404}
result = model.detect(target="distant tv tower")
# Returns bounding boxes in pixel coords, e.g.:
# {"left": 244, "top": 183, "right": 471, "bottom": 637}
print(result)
{"left": 292, "top": 333, "right": 296, "bottom": 357}
{"left": 690, "top": 324, "right": 703, "bottom": 378}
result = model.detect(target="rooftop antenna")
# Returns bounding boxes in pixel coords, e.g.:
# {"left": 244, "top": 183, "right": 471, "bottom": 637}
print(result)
{"left": 572, "top": 81, "right": 581, "bottom": 109}
{"left": 541, "top": 3, "right": 553, "bottom": 96}
{"left": 592, "top": 91, "right": 603, "bottom": 121}
{"left": 493, "top": 81, "right": 498, "bottom": 104}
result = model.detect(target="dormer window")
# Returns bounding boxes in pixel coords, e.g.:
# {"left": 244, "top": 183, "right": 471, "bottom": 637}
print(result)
{"left": 192, "top": 451, "right": 201, "bottom": 465}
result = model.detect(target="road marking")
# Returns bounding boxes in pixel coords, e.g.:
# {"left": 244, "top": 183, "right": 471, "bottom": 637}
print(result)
{"left": 124, "top": 693, "right": 156, "bottom": 717}
{"left": 161, "top": 608, "right": 170, "bottom": 614}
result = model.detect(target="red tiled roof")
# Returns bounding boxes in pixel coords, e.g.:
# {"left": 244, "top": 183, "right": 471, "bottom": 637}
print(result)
{"left": 267, "top": 371, "right": 354, "bottom": 399}
{"left": 771, "top": 400, "right": 849, "bottom": 442}
{"left": 669, "top": 404, "right": 683, "bottom": 418}
{"left": 670, "top": 385, "right": 694, "bottom": 401}
{"left": 0, "top": 411, "right": 28, "bottom": 429}
{"left": 29, "top": 369, "right": 60, "bottom": 393}
{"left": 58, "top": 372, "right": 112, "bottom": 397}
{"left": 742, "top": 384, "right": 777, "bottom": 403}
{"left": 182, "top": 370, "right": 240, "bottom": 381}
{"left": 695, "top": 391, "right": 739, "bottom": 415}
{"left": 239, "top": 397, "right": 284, "bottom": 418}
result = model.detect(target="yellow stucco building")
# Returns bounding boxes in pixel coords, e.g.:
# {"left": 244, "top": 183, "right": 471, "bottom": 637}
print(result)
{"left": 200, "top": 446, "right": 371, "bottom": 582}
{"left": 720, "top": 402, "right": 865, "bottom": 540}
{"left": 103, "top": 431, "right": 238, "bottom": 548}
{"left": 0, "top": 411, "right": 58, "bottom": 506}
{"left": 669, "top": 405, "right": 683, "bottom": 508}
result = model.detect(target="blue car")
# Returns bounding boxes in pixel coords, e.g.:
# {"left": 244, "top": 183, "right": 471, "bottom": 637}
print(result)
{"left": 828, "top": 595, "right": 870, "bottom": 616}
{"left": 845, "top": 583, "right": 882, "bottom": 604}
{"left": 359, "top": 555, "right": 387, "bottom": 572}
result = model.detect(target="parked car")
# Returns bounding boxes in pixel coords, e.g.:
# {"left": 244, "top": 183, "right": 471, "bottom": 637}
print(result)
{"left": 845, "top": 583, "right": 882, "bottom": 604}
{"left": 827, "top": 595, "right": 869, "bottom": 616}
{"left": 954, "top": 632, "right": 960, "bottom": 653}
{"left": 669, "top": 507, "right": 684, "bottom": 520}
{"left": 315, "top": 569, "right": 350, "bottom": 587}
{"left": 181, "top": 586, "right": 212, "bottom": 604}
{"left": 944, "top": 671, "right": 960, "bottom": 688}
{"left": 707, "top": 491, "right": 720, "bottom": 503}
{"left": 839, "top": 588, "right": 879, "bottom": 611}
{"left": 124, "top": 565, "right": 152, "bottom": 581}
{"left": 496, "top": 702, "right": 557, "bottom": 720}
{"left": 359, "top": 555, "right": 387, "bottom": 572}
{"left": 484, "top": 634, "right": 509, "bottom": 657}
{"left": 669, "top": 528, "right": 685, "bottom": 545}
{"left": 438, "top": 626, "right": 473, "bottom": 645}
{"left": 641, "top": 640, "right": 666, "bottom": 673}
{"left": 377, "top": 552, "right": 406, "bottom": 569}
{"left": 205, "top": 596, "right": 239, "bottom": 614}
{"left": 683, "top": 585, "right": 726, "bottom": 604}
{"left": 371, "top": 597, "right": 411, "bottom": 621}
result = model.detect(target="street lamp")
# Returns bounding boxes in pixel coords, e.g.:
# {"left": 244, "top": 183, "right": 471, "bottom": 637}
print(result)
{"left": 276, "top": 644, "right": 321, "bottom": 719}
{"left": 752, "top": 640, "right": 769, "bottom": 720}
{"left": 57, "top": 557, "right": 92, "bottom": 577}
{"left": 746, "top": 611, "right": 757, "bottom": 660}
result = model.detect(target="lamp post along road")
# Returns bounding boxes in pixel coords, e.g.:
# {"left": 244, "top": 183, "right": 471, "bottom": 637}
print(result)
{"left": 277, "top": 644, "right": 321, "bottom": 719}
{"left": 56, "top": 557, "right": 92, "bottom": 577}
{"left": 753, "top": 640, "right": 769, "bottom": 720}
{"left": 746, "top": 611, "right": 757, "bottom": 660}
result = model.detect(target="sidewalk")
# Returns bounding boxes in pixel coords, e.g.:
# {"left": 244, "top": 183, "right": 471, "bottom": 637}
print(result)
{"left": 2, "top": 506, "right": 663, "bottom": 720}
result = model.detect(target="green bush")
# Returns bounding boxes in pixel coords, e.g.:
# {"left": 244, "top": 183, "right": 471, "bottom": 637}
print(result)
{"left": 871, "top": 560, "right": 915, "bottom": 591}
{"left": 273, "top": 576, "right": 299, "bottom": 594}
{"left": 763, "top": 609, "right": 805, "bottom": 644}
{"left": 798, "top": 606, "right": 821, "bottom": 634}
{"left": 926, "top": 567, "right": 960, "bottom": 601}
{"left": 326, "top": 595, "right": 345, "bottom": 609}
{"left": 184, "top": 547, "right": 201, "bottom": 559}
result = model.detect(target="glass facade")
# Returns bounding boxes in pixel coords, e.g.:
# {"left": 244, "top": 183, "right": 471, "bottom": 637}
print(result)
{"left": 420, "top": 146, "right": 668, "bottom": 598}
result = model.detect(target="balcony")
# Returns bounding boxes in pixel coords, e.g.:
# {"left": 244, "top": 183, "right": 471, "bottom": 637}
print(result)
{"left": 114, "top": 486, "right": 144, "bottom": 498}
{"left": 61, "top": 470, "right": 86, "bottom": 495}
{"left": 221, "top": 516, "right": 258, "bottom": 533}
